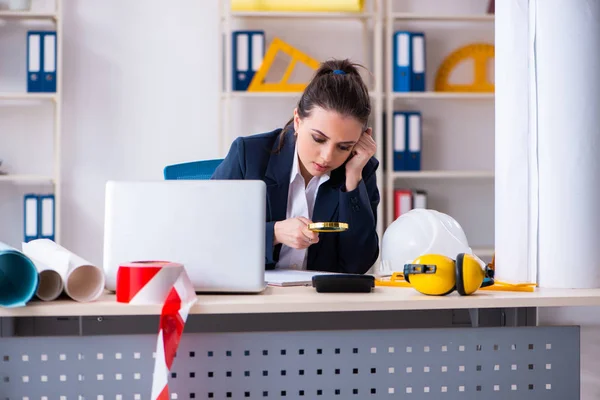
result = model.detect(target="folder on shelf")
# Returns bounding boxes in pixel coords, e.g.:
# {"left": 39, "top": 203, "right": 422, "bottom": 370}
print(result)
{"left": 23, "top": 194, "right": 39, "bottom": 242}
{"left": 410, "top": 32, "right": 426, "bottom": 92}
{"left": 393, "top": 111, "right": 407, "bottom": 171}
{"left": 413, "top": 190, "right": 427, "bottom": 209}
{"left": 22, "top": 193, "right": 55, "bottom": 242}
{"left": 27, "top": 30, "right": 57, "bottom": 93}
{"left": 232, "top": 30, "right": 265, "bottom": 91}
{"left": 42, "top": 32, "right": 57, "bottom": 93}
{"left": 27, "top": 32, "right": 42, "bottom": 92}
{"left": 394, "top": 189, "right": 427, "bottom": 219}
{"left": 394, "top": 189, "right": 412, "bottom": 220}
{"left": 393, "top": 31, "right": 426, "bottom": 92}
{"left": 393, "top": 31, "right": 411, "bottom": 92}
{"left": 407, "top": 111, "right": 422, "bottom": 171}
{"left": 39, "top": 194, "right": 55, "bottom": 241}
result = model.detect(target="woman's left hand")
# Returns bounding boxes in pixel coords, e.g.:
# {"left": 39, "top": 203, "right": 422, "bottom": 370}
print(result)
{"left": 345, "top": 128, "right": 376, "bottom": 191}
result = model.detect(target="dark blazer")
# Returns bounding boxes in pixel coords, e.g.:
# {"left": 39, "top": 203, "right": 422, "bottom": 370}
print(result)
{"left": 211, "top": 128, "right": 380, "bottom": 274}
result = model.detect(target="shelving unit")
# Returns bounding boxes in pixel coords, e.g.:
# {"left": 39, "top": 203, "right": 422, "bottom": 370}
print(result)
{"left": 218, "top": 0, "right": 495, "bottom": 257}
{"left": 0, "top": 1, "right": 63, "bottom": 245}
{"left": 383, "top": 0, "right": 495, "bottom": 259}
{"left": 218, "top": 0, "right": 385, "bottom": 237}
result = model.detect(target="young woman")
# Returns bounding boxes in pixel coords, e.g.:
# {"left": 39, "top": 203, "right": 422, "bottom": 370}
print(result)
{"left": 211, "top": 59, "right": 379, "bottom": 274}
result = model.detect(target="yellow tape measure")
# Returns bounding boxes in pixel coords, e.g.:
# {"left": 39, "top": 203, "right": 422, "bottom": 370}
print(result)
{"left": 434, "top": 43, "right": 494, "bottom": 92}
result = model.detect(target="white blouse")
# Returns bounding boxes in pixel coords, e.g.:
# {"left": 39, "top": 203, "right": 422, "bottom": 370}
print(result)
{"left": 275, "top": 144, "right": 330, "bottom": 269}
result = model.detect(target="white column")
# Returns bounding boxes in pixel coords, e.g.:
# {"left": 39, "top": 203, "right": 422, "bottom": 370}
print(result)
{"left": 495, "top": 0, "right": 600, "bottom": 288}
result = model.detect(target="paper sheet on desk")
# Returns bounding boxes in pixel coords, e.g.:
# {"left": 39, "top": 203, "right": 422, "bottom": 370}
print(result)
{"left": 265, "top": 269, "right": 334, "bottom": 286}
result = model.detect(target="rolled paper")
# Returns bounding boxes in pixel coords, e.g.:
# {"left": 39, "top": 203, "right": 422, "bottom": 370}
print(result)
{"left": 0, "top": 242, "right": 39, "bottom": 308}
{"left": 22, "top": 239, "right": 105, "bottom": 302}
{"left": 29, "top": 253, "right": 68, "bottom": 301}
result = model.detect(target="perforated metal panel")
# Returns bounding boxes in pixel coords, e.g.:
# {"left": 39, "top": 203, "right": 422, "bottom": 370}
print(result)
{"left": 0, "top": 326, "right": 579, "bottom": 399}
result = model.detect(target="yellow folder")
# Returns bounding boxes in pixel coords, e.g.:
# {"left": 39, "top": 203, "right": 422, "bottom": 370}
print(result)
{"left": 231, "top": 0, "right": 364, "bottom": 12}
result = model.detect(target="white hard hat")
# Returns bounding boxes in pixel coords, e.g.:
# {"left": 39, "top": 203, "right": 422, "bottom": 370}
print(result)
{"left": 379, "top": 209, "right": 472, "bottom": 275}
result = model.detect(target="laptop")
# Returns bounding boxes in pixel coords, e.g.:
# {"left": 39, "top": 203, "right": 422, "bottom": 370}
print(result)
{"left": 103, "top": 180, "right": 267, "bottom": 293}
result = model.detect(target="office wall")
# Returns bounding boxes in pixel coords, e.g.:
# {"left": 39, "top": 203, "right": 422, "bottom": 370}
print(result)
{"left": 1, "top": 0, "right": 220, "bottom": 258}
{"left": 58, "top": 0, "right": 221, "bottom": 263}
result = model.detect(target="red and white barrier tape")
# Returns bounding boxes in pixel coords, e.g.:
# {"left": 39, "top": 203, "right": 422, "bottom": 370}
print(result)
{"left": 116, "top": 261, "right": 197, "bottom": 400}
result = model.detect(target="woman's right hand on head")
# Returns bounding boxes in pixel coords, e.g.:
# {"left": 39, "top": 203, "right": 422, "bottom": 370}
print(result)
{"left": 274, "top": 217, "right": 319, "bottom": 249}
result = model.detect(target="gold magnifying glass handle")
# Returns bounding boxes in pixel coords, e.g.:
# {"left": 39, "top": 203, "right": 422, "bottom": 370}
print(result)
{"left": 308, "top": 222, "right": 349, "bottom": 232}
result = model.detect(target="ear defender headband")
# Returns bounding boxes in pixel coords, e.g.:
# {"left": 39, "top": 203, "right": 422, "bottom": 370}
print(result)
{"left": 403, "top": 253, "right": 495, "bottom": 296}
{"left": 333, "top": 69, "right": 346, "bottom": 75}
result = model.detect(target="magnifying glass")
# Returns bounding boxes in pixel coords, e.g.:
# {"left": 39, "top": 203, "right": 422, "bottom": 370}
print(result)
{"left": 308, "top": 222, "right": 349, "bottom": 232}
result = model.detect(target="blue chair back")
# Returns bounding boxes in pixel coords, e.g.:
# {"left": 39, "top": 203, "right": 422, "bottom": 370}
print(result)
{"left": 163, "top": 159, "right": 224, "bottom": 180}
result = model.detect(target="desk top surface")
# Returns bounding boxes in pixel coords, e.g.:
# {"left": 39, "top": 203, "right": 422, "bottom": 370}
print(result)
{"left": 3, "top": 286, "right": 600, "bottom": 317}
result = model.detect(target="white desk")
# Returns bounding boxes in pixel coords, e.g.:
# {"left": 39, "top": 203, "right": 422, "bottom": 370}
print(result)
{"left": 0, "top": 286, "right": 595, "bottom": 399}
{"left": 2, "top": 286, "right": 600, "bottom": 317}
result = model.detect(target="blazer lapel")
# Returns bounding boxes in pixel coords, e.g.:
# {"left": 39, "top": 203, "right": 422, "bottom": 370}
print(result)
{"left": 264, "top": 129, "right": 296, "bottom": 222}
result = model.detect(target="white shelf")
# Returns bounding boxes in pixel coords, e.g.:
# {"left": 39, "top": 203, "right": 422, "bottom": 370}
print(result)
{"left": 0, "top": 11, "right": 57, "bottom": 20}
{"left": 391, "top": 13, "right": 494, "bottom": 22}
{"left": 0, "top": 174, "right": 55, "bottom": 183}
{"left": 224, "top": 91, "right": 303, "bottom": 98}
{"left": 391, "top": 170, "right": 494, "bottom": 179}
{"left": 392, "top": 92, "right": 494, "bottom": 100}
{"left": 225, "top": 91, "right": 488, "bottom": 100}
{"left": 224, "top": 90, "right": 378, "bottom": 98}
{"left": 220, "top": 0, "right": 496, "bottom": 244}
{"left": 0, "top": 92, "right": 56, "bottom": 101}
{"left": 228, "top": 11, "right": 373, "bottom": 19}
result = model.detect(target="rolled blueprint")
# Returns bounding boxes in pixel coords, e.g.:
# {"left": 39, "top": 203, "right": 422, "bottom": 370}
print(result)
{"left": 496, "top": 0, "right": 600, "bottom": 288}
{"left": 0, "top": 242, "right": 38, "bottom": 307}
{"left": 22, "top": 239, "right": 105, "bottom": 302}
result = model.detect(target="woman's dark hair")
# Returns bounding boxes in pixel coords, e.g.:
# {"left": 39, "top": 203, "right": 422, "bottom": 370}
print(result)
{"left": 275, "top": 58, "right": 371, "bottom": 152}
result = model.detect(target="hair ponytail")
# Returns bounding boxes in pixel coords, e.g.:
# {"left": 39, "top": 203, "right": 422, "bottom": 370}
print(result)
{"left": 277, "top": 58, "right": 372, "bottom": 152}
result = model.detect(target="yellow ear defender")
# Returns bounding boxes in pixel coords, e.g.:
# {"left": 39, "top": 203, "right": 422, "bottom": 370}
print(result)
{"left": 376, "top": 252, "right": 536, "bottom": 294}
{"left": 402, "top": 253, "right": 494, "bottom": 296}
